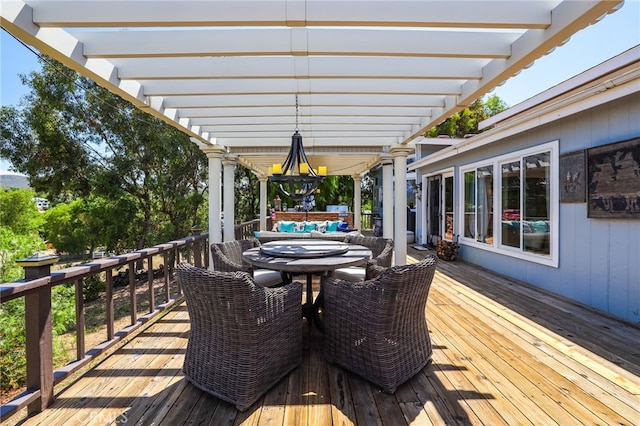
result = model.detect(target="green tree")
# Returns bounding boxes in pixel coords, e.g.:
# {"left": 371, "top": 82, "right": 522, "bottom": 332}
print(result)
{"left": 426, "top": 94, "right": 508, "bottom": 138}
{"left": 234, "top": 165, "right": 261, "bottom": 223}
{"left": 42, "top": 200, "right": 89, "bottom": 256}
{"left": 0, "top": 188, "right": 44, "bottom": 235}
{"left": 267, "top": 175, "right": 356, "bottom": 213}
{"left": 361, "top": 172, "right": 374, "bottom": 210}
{"left": 0, "top": 58, "right": 208, "bottom": 250}
{"left": 0, "top": 227, "right": 45, "bottom": 283}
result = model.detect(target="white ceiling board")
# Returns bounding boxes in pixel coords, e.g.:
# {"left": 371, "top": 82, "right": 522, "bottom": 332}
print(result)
{"left": 137, "top": 78, "right": 464, "bottom": 96}
{"left": 27, "top": 1, "right": 556, "bottom": 28}
{"left": 73, "top": 28, "right": 519, "bottom": 59}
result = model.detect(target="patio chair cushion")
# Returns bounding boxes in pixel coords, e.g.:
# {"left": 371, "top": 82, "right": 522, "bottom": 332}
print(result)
{"left": 211, "top": 238, "right": 286, "bottom": 287}
{"left": 332, "top": 235, "right": 394, "bottom": 282}
{"left": 253, "top": 269, "right": 286, "bottom": 287}
{"left": 331, "top": 266, "right": 366, "bottom": 282}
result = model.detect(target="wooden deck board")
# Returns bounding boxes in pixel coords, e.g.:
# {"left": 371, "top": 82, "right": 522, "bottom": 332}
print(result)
{"left": 14, "top": 248, "right": 640, "bottom": 426}
{"left": 435, "top": 282, "right": 638, "bottom": 424}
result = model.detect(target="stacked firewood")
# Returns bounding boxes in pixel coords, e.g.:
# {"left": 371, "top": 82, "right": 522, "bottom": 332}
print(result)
{"left": 436, "top": 235, "right": 459, "bottom": 261}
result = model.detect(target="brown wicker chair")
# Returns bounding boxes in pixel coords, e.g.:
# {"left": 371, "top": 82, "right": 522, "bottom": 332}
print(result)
{"left": 211, "top": 238, "right": 285, "bottom": 287}
{"left": 175, "top": 263, "right": 303, "bottom": 411}
{"left": 332, "top": 235, "right": 394, "bottom": 282}
{"left": 323, "top": 255, "right": 438, "bottom": 393}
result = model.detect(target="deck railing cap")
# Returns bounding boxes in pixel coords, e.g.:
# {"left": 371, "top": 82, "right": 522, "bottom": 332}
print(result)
{"left": 16, "top": 253, "right": 59, "bottom": 267}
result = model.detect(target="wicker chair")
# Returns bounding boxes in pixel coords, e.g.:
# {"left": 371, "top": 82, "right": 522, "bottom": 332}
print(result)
{"left": 323, "top": 255, "right": 438, "bottom": 393}
{"left": 211, "top": 238, "right": 285, "bottom": 287}
{"left": 332, "top": 234, "right": 394, "bottom": 282}
{"left": 176, "top": 263, "right": 303, "bottom": 411}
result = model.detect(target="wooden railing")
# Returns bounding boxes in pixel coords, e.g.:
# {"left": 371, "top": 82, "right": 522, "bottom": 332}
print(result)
{"left": 361, "top": 212, "right": 373, "bottom": 230}
{"left": 233, "top": 217, "right": 273, "bottom": 240}
{"left": 0, "top": 231, "right": 209, "bottom": 423}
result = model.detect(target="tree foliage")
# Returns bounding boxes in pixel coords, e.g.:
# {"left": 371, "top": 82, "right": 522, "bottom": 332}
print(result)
{"left": 42, "top": 199, "right": 89, "bottom": 256}
{"left": 425, "top": 94, "right": 508, "bottom": 138}
{"left": 266, "top": 175, "right": 356, "bottom": 213}
{"left": 233, "top": 165, "right": 261, "bottom": 223}
{"left": 0, "top": 188, "right": 44, "bottom": 236}
{"left": 0, "top": 57, "right": 208, "bottom": 250}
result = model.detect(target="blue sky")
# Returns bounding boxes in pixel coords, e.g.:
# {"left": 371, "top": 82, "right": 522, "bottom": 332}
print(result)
{"left": 1, "top": 1, "right": 639, "bottom": 172}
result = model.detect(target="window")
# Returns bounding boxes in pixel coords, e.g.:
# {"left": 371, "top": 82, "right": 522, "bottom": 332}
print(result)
{"left": 460, "top": 141, "right": 558, "bottom": 266}
{"left": 463, "top": 170, "right": 475, "bottom": 239}
{"left": 463, "top": 166, "right": 494, "bottom": 244}
{"left": 444, "top": 175, "right": 454, "bottom": 240}
{"left": 522, "top": 152, "right": 551, "bottom": 254}
{"left": 501, "top": 161, "right": 521, "bottom": 248}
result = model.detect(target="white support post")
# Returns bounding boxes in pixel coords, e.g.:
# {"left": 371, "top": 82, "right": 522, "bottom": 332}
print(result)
{"left": 202, "top": 146, "right": 226, "bottom": 248}
{"left": 259, "top": 176, "right": 268, "bottom": 231}
{"left": 381, "top": 156, "right": 394, "bottom": 240}
{"left": 352, "top": 174, "right": 362, "bottom": 231}
{"left": 222, "top": 156, "right": 237, "bottom": 242}
{"left": 390, "top": 146, "right": 414, "bottom": 266}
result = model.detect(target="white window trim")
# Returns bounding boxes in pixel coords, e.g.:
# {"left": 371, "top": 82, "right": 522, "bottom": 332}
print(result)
{"left": 420, "top": 167, "right": 455, "bottom": 245}
{"left": 457, "top": 140, "right": 559, "bottom": 268}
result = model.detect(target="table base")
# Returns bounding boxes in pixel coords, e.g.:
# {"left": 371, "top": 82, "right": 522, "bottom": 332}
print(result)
{"left": 283, "top": 272, "right": 325, "bottom": 333}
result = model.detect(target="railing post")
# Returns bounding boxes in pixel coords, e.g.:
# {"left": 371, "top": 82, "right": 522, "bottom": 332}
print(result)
{"left": 75, "top": 278, "right": 85, "bottom": 361}
{"left": 191, "top": 225, "right": 203, "bottom": 268}
{"left": 16, "top": 254, "right": 59, "bottom": 415}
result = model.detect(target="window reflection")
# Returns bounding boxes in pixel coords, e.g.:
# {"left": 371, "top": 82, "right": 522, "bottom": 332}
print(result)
{"left": 444, "top": 176, "right": 454, "bottom": 240}
{"left": 523, "top": 152, "right": 551, "bottom": 254}
{"left": 464, "top": 171, "right": 475, "bottom": 239}
{"left": 477, "top": 166, "right": 494, "bottom": 244}
{"left": 501, "top": 161, "right": 521, "bottom": 248}
{"left": 463, "top": 167, "right": 493, "bottom": 244}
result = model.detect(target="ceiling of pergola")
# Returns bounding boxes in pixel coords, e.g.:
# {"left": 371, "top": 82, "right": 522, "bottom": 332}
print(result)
{"left": 1, "top": 0, "right": 624, "bottom": 177}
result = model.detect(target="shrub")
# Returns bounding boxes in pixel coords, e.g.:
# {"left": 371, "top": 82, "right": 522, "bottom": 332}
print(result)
{"left": 83, "top": 274, "right": 106, "bottom": 302}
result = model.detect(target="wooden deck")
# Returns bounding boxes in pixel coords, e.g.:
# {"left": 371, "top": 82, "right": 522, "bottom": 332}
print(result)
{"left": 15, "top": 247, "right": 640, "bottom": 425}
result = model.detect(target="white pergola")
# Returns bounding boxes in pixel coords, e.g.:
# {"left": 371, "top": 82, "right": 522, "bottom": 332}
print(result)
{"left": 1, "top": 0, "right": 624, "bottom": 264}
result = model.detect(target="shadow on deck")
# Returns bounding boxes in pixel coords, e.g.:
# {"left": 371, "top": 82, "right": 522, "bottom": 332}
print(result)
{"left": 13, "top": 246, "right": 640, "bottom": 425}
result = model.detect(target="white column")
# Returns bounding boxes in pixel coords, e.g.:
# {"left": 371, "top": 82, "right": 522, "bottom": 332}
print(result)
{"left": 390, "top": 145, "right": 414, "bottom": 266}
{"left": 352, "top": 174, "right": 362, "bottom": 231}
{"left": 381, "top": 156, "right": 394, "bottom": 240}
{"left": 222, "top": 156, "right": 237, "bottom": 242}
{"left": 202, "top": 146, "right": 226, "bottom": 246}
{"left": 259, "top": 176, "right": 268, "bottom": 231}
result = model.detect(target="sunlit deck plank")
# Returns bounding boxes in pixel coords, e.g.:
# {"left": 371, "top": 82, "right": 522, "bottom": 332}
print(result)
{"left": 450, "top": 274, "right": 639, "bottom": 395}
{"left": 435, "top": 263, "right": 640, "bottom": 419}
{"left": 23, "top": 308, "right": 189, "bottom": 426}
{"left": 282, "top": 348, "right": 305, "bottom": 426}
{"left": 14, "top": 249, "right": 640, "bottom": 426}
{"left": 431, "top": 283, "right": 627, "bottom": 424}
{"left": 435, "top": 278, "right": 638, "bottom": 424}
{"left": 308, "top": 328, "right": 333, "bottom": 426}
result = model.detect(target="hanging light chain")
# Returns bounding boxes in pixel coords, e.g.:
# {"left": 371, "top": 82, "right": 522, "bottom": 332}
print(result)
{"left": 295, "top": 94, "right": 299, "bottom": 131}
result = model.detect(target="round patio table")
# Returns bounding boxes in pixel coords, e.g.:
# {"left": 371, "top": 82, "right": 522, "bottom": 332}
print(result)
{"left": 243, "top": 239, "right": 372, "bottom": 332}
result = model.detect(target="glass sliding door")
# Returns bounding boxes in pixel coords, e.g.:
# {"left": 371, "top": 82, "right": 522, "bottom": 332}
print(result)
{"left": 444, "top": 175, "right": 454, "bottom": 241}
{"left": 426, "top": 175, "right": 441, "bottom": 245}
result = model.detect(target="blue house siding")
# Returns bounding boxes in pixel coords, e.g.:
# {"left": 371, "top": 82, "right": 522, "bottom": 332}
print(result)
{"left": 420, "top": 92, "right": 640, "bottom": 323}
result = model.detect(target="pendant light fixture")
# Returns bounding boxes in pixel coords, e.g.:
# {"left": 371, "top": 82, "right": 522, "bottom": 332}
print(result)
{"left": 269, "top": 95, "right": 326, "bottom": 199}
